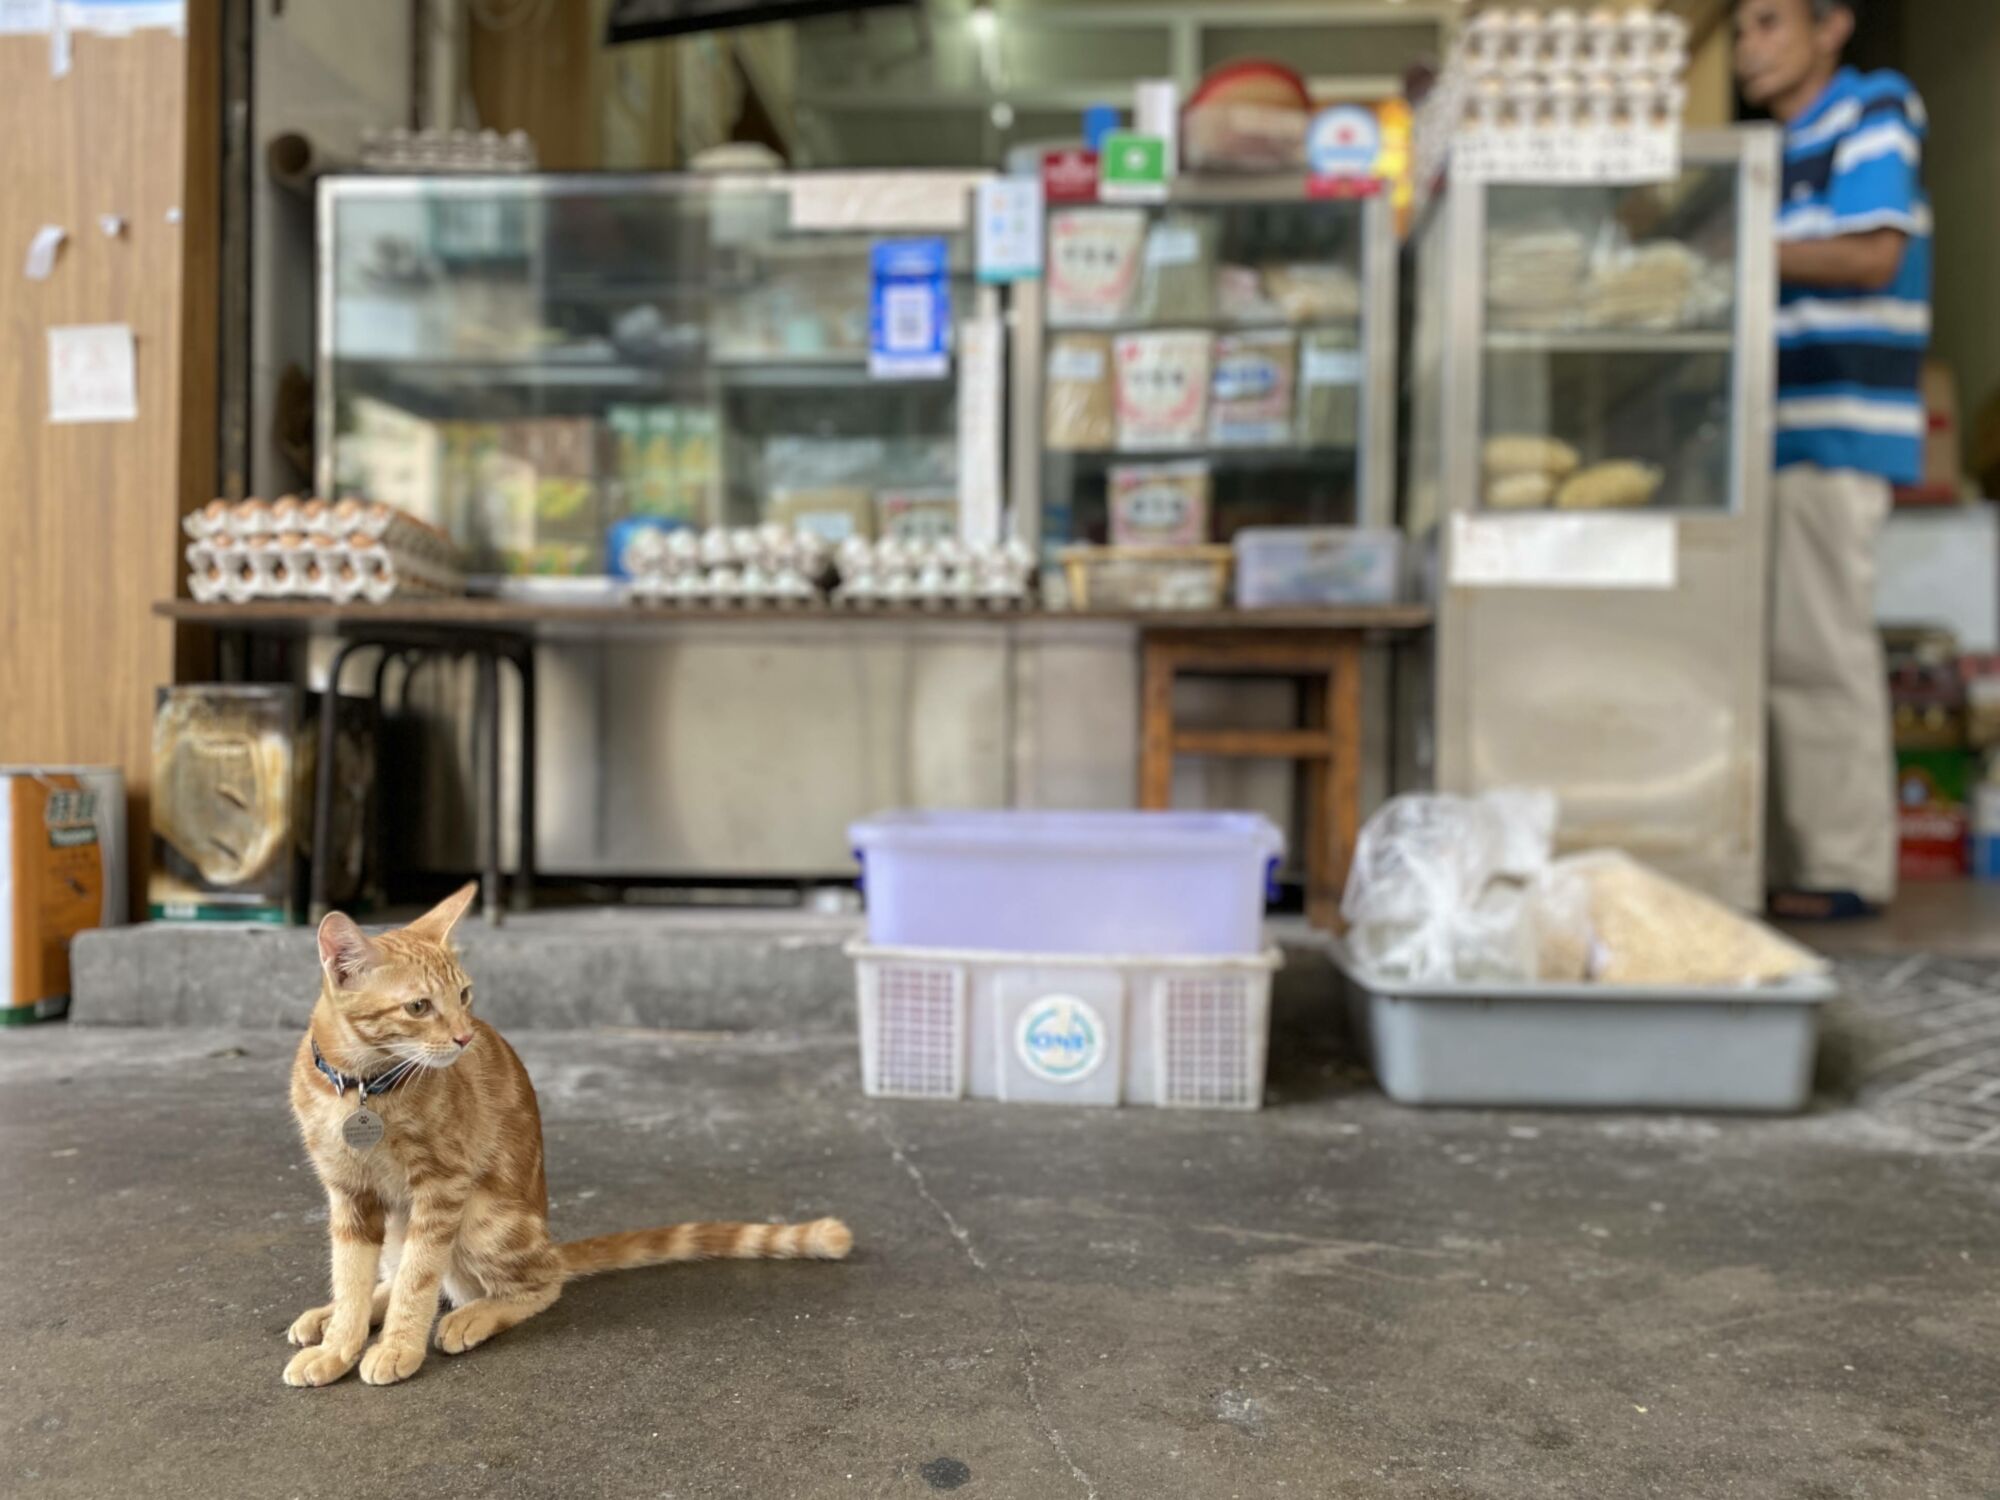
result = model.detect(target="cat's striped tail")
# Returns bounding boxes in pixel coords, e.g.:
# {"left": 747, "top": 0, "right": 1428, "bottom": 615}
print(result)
{"left": 557, "top": 1217, "right": 853, "bottom": 1279}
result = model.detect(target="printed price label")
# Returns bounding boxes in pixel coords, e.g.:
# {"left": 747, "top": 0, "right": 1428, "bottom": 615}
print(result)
{"left": 1048, "top": 344, "right": 1107, "bottom": 383}
{"left": 1145, "top": 226, "right": 1200, "bottom": 267}
{"left": 1302, "top": 346, "right": 1365, "bottom": 386}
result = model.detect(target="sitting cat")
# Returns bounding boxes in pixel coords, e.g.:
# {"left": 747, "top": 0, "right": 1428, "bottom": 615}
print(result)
{"left": 283, "top": 883, "right": 851, "bottom": 1388}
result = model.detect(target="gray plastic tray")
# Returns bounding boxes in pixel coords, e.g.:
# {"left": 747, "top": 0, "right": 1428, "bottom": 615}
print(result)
{"left": 1334, "top": 948, "right": 1838, "bottom": 1114}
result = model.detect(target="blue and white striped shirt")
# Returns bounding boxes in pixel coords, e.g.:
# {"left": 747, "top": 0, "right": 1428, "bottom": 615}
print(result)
{"left": 1776, "top": 67, "right": 1932, "bottom": 485}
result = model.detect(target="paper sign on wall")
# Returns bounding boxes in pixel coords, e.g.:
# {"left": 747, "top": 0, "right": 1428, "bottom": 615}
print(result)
{"left": 23, "top": 225, "right": 65, "bottom": 280}
{"left": 1450, "top": 512, "right": 1676, "bottom": 591}
{"left": 62, "top": 0, "right": 184, "bottom": 35}
{"left": 0, "top": 0, "right": 53, "bottom": 33}
{"left": 48, "top": 323, "right": 137, "bottom": 423}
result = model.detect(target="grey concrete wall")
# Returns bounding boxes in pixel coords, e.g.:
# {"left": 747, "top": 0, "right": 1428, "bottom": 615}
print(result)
{"left": 69, "top": 909, "right": 1343, "bottom": 1036}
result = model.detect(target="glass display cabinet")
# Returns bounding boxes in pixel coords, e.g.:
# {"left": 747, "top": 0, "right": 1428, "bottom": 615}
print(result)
{"left": 1017, "top": 177, "right": 1400, "bottom": 564}
{"left": 1408, "top": 128, "right": 1781, "bottom": 906}
{"left": 318, "top": 171, "right": 993, "bottom": 582}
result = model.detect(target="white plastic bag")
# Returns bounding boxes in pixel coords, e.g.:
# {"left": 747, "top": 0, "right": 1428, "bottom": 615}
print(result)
{"left": 1343, "top": 792, "right": 1825, "bottom": 989}
{"left": 1341, "top": 790, "right": 1560, "bottom": 982}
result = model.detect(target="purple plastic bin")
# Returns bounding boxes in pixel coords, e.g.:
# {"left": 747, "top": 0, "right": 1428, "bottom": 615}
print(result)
{"left": 849, "top": 810, "right": 1284, "bottom": 958}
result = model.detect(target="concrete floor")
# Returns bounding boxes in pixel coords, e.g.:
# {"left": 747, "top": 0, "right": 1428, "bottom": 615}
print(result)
{"left": 4, "top": 1013, "right": 1998, "bottom": 1499}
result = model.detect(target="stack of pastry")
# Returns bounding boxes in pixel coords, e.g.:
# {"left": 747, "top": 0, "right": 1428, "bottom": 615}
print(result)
{"left": 1483, "top": 438, "right": 1664, "bottom": 511}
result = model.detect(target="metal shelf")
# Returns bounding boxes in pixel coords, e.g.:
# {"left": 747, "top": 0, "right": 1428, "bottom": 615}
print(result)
{"left": 333, "top": 352, "right": 952, "bottom": 392}
{"left": 1045, "top": 444, "right": 1360, "bottom": 465}
{"left": 1484, "top": 328, "right": 1735, "bottom": 355}
{"left": 1046, "top": 317, "right": 1363, "bottom": 338}
{"left": 713, "top": 355, "right": 953, "bottom": 389}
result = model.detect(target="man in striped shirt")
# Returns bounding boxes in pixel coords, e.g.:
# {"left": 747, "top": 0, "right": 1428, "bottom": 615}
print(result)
{"left": 1737, "top": 0, "right": 1928, "bottom": 918}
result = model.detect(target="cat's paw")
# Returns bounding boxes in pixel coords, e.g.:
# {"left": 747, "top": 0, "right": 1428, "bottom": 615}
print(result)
{"left": 283, "top": 1343, "right": 360, "bottom": 1387}
{"left": 287, "top": 1304, "right": 333, "bottom": 1347}
{"left": 359, "top": 1338, "right": 426, "bottom": 1386}
{"left": 435, "top": 1302, "right": 502, "bottom": 1355}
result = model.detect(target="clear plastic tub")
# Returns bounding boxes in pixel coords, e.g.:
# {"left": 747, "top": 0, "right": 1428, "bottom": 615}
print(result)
{"left": 850, "top": 810, "right": 1284, "bottom": 957}
{"left": 1233, "top": 527, "right": 1401, "bottom": 608}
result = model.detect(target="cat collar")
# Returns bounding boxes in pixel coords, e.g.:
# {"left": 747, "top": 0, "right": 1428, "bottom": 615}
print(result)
{"left": 311, "top": 1040, "right": 424, "bottom": 1101}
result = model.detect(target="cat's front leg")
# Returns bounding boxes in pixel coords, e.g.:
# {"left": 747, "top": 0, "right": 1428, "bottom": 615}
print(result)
{"left": 359, "top": 1187, "right": 465, "bottom": 1386}
{"left": 283, "top": 1189, "right": 384, "bottom": 1387}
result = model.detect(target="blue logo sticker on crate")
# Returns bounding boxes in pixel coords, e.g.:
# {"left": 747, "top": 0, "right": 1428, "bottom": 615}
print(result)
{"left": 1015, "top": 993, "right": 1107, "bottom": 1085}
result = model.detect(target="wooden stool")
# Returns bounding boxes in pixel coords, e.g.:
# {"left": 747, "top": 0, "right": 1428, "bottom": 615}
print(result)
{"left": 1140, "top": 628, "right": 1362, "bottom": 931}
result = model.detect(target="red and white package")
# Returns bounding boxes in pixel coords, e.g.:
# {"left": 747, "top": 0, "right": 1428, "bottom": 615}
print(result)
{"left": 1115, "top": 332, "right": 1214, "bottom": 451}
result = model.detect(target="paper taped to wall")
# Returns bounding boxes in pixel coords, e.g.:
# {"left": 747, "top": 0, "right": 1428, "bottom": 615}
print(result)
{"left": 48, "top": 323, "right": 137, "bottom": 423}
{"left": 1450, "top": 512, "right": 1677, "bottom": 590}
{"left": 0, "top": 0, "right": 53, "bottom": 34}
{"left": 62, "top": 1, "right": 184, "bottom": 35}
{"left": 23, "top": 225, "right": 64, "bottom": 280}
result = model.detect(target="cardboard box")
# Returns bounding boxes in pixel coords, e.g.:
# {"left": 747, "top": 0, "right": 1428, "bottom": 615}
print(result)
{"left": 1897, "top": 748, "right": 1971, "bottom": 881}
{"left": 1, "top": 768, "right": 125, "bottom": 1025}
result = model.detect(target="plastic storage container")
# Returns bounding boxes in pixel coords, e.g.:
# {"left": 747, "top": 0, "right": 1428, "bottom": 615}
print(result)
{"left": 853, "top": 942, "right": 1280, "bottom": 1109}
{"left": 1059, "top": 545, "right": 1234, "bottom": 611}
{"left": 851, "top": 810, "right": 1284, "bottom": 957}
{"left": 1233, "top": 527, "right": 1401, "bottom": 608}
{"left": 1336, "top": 951, "right": 1837, "bottom": 1113}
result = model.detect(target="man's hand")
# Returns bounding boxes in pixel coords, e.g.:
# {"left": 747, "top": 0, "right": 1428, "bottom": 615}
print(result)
{"left": 1779, "top": 228, "right": 1909, "bottom": 292}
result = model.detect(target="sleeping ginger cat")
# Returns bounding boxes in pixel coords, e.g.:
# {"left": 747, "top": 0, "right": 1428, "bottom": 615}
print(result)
{"left": 284, "top": 883, "right": 852, "bottom": 1388}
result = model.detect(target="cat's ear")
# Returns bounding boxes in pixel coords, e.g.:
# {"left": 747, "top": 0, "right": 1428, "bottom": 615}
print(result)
{"left": 317, "top": 912, "right": 380, "bottom": 990}
{"left": 405, "top": 881, "right": 478, "bottom": 945}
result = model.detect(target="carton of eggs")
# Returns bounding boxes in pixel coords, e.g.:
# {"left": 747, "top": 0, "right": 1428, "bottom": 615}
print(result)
{"left": 832, "top": 537, "right": 1035, "bottom": 611}
{"left": 1428, "top": 1, "right": 1689, "bottom": 175}
{"left": 625, "top": 523, "right": 831, "bottom": 607}
{"left": 184, "top": 495, "right": 462, "bottom": 603}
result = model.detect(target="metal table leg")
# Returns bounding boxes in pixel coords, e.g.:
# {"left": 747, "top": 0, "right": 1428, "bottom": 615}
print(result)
{"left": 510, "top": 644, "right": 537, "bottom": 914}
{"left": 477, "top": 648, "right": 503, "bottom": 927}
{"left": 364, "top": 649, "right": 423, "bottom": 911}
{"left": 310, "top": 639, "right": 377, "bottom": 925}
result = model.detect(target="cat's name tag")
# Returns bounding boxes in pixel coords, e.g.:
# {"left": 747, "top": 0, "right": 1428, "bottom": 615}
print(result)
{"left": 342, "top": 1106, "right": 385, "bottom": 1153}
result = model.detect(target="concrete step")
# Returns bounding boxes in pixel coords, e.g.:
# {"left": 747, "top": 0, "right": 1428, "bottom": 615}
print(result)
{"left": 69, "top": 908, "right": 1344, "bottom": 1033}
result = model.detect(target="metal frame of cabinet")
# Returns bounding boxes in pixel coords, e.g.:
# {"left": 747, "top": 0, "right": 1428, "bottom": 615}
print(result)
{"left": 1412, "top": 127, "right": 1782, "bottom": 907}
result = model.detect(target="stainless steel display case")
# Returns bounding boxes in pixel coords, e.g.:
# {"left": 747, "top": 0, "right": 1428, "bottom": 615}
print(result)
{"left": 1409, "top": 128, "right": 1781, "bottom": 907}
{"left": 1017, "top": 176, "right": 1402, "bottom": 555}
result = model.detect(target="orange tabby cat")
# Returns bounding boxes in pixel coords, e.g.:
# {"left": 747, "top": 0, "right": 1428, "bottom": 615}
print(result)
{"left": 283, "top": 883, "right": 852, "bottom": 1388}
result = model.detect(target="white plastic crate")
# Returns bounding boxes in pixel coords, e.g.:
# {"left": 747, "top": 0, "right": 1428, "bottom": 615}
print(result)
{"left": 853, "top": 943, "right": 1281, "bottom": 1110}
{"left": 1233, "top": 527, "right": 1402, "bottom": 608}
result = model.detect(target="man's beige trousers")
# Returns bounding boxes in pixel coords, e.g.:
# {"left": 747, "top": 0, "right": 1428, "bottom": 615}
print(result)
{"left": 1768, "top": 463, "right": 1897, "bottom": 903}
